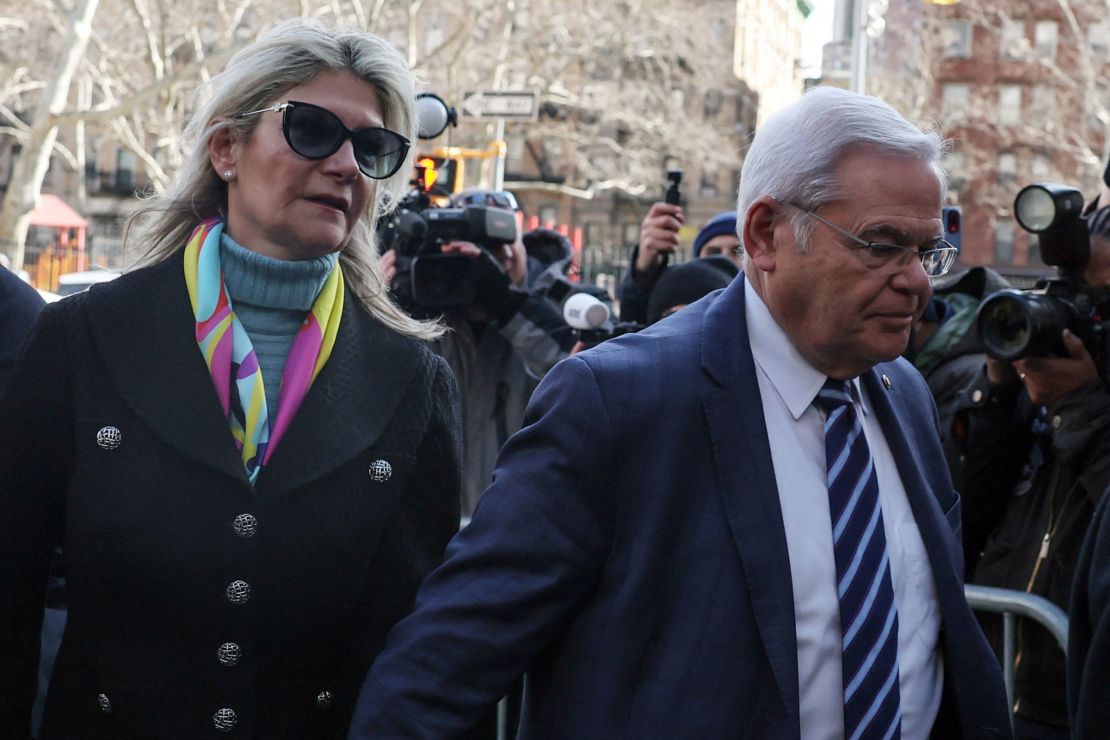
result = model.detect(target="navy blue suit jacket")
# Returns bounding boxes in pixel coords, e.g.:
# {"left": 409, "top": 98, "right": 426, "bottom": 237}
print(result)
{"left": 350, "top": 276, "right": 1011, "bottom": 739}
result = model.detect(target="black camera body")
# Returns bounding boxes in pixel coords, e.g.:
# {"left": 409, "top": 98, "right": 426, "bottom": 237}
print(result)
{"left": 380, "top": 191, "right": 518, "bottom": 311}
{"left": 976, "top": 181, "right": 1110, "bottom": 382}
{"left": 978, "top": 282, "right": 1110, "bottom": 364}
{"left": 575, "top": 321, "right": 648, "bottom": 347}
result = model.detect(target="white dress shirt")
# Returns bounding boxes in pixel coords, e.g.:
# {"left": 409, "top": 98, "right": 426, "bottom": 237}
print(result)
{"left": 744, "top": 277, "right": 942, "bottom": 740}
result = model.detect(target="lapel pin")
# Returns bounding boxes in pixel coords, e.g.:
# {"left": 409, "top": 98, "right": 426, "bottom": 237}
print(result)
{"left": 96, "top": 426, "right": 122, "bottom": 450}
{"left": 368, "top": 459, "right": 393, "bottom": 483}
{"left": 881, "top": 374, "right": 893, "bottom": 389}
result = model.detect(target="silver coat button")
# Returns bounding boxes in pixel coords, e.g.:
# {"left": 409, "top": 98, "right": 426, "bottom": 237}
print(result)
{"left": 97, "top": 692, "right": 112, "bottom": 714}
{"left": 213, "top": 707, "right": 238, "bottom": 732}
{"left": 226, "top": 580, "right": 251, "bottom": 604}
{"left": 316, "top": 690, "right": 333, "bottom": 710}
{"left": 217, "top": 642, "right": 241, "bottom": 666}
{"left": 96, "top": 426, "right": 122, "bottom": 450}
{"left": 368, "top": 459, "right": 392, "bottom": 482}
{"left": 232, "top": 514, "right": 257, "bottom": 538}
{"left": 971, "top": 389, "right": 984, "bottom": 403}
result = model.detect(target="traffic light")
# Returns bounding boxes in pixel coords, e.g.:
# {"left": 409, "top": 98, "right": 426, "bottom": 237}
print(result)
{"left": 414, "top": 155, "right": 460, "bottom": 195}
{"left": 943, "top": 205, "right": 962, "bottom": 253}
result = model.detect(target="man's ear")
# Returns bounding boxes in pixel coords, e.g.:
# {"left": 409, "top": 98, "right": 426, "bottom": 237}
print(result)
{"left": 207, "top": 121, "right": 240, "bottom": 177}
{"left": 742, "top": 196, "right": 781, "bottom": 272}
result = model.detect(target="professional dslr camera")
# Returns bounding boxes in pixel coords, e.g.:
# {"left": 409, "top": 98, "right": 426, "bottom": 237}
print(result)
{"left": 379, "top": 186, "right": 519, "bottom": 312}
{"left": 976, "top": 171, "right": 1110, "bottom": 383}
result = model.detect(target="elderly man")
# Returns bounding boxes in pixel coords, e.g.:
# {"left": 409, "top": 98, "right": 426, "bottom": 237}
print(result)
{"left": 348, "top": 87, "right": 1011, "bottom": 739}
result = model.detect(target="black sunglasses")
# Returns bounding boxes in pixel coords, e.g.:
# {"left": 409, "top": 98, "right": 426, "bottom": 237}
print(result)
{"left": 235, "top": 100, "right": 410, "bottom": 179}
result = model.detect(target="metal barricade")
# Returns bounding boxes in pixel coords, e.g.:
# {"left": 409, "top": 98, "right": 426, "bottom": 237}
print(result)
{"left": 964, "top": 584, "right": 1069, "bottom": 730}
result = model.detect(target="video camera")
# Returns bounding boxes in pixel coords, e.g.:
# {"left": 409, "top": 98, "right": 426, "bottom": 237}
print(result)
{"left": 379, "top": 185, "right": 518, "bottom": 312}
{"left": 976, "top": 175, "right": 1110, "bottom": 383}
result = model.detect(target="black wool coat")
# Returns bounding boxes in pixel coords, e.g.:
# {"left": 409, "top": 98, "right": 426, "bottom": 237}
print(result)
{"left": 0, "top": 256, "right": 462, "bottom": 739}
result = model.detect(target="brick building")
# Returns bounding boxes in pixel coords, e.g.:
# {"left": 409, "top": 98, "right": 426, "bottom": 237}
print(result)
{"left": 824, "top": 0, "right": 1110, "bottom": 274}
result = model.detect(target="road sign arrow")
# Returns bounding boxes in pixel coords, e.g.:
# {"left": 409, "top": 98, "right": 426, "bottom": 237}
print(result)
{"left": 460, "top": 90, "right": 538, "bottom": 120}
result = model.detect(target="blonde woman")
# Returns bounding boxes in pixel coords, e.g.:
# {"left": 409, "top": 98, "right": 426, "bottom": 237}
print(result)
{"left": 0, "top": 19, "right": 460, "bottom": 738}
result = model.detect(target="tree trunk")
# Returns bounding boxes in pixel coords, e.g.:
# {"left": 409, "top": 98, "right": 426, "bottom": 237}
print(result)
{"left": 0, "top": 0, "right": 100, "bottom": 270}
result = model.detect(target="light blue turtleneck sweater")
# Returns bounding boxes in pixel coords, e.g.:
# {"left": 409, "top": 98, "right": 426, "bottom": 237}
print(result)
{"left": 219, "top": 234, "right": 338, "bottom": 417}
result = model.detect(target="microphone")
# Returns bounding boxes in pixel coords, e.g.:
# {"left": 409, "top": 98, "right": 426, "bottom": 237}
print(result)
{"left": 563, "top": 292, "right": 611, "bottom": 330}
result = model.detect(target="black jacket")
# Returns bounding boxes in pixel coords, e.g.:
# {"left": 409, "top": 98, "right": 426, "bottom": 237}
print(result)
{"left": 965, "top": 372, "right": 1110, "bottom": 728}
{"left": 0, "top": 265, "right": 44, "bottom": 396}
{"left": 0, "top": 256, "right": 461, "bottom": 739}
{"left": 1068, "top": 485, "right": 1110, "bottom": 739}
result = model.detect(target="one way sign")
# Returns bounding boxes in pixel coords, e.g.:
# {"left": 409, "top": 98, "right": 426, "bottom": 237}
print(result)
{"left": 460, "top": 90, "right": 538, "bottom": 120}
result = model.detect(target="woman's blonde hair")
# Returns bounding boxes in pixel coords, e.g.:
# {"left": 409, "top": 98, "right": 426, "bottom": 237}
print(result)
{"left": 130, "top": 18, "right": 443, "bottom": 339}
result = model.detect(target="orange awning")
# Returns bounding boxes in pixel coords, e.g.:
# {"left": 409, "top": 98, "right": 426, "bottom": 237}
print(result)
{"left": 28, "top": 194, "right": 88, "bottom": 229}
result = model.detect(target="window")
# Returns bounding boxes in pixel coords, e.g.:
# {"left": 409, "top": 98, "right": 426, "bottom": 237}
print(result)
{"left": 538, "top": 204, "right": 559, "bottom": 227}
{"left": 999, "top": 17, "right": 1026, "bottom": 61}
{"left": 946, "top": 151, "right": 966, "bottom": 191}
{"left": 1034, "top": 21, "right": 1058, "bottom": 60}
{"left": 584, "top": 222, "right": 604, "bottom": 248}
{"left": 704, "top": 89, "right": 722, "bottom": 119}
{"left": 942, "top": 83, "right": 970, "bottom": 124}
{"left": 425, "top": 26, "right": 445, "bottom": 53}
{"left": 1030, "top": 85, "right": 1055, "bottom": 127}
{"left": 997, "top": 152, "right": 1018, "bottom": 187}
{"left": 115, "top": 149, "right": 135, "bottom": 190}
{"left": 699, "top": 167, "right": 719, "bottom": 199}
{"left": 84, "top": 146, "right": 98, "bottom": 185}
{"left": 1089, "top": 22, "right": 1110, "bottom": 59}
{"left": 505, "top": 135, "right": 526, "bottom": 172}
{"left": 713, "top": 19, "right": 728, "bottom": 43}
{"left": 1031, "top": 152, "right": 1052, "bottom": 179}
{"left": 999, "top": 85, "right": 1022, "bottom": 126}
{"left": 944, "top": 20, "right": 973, "bottom": 58}
{"left": 541, "top": 139, "right": 562, "bottom": 163}
{"left": 623, "top": 222, "right": 640, "bottom": 246}
{"left": 995, "top": 220, "right": 1014, "bottom": 263}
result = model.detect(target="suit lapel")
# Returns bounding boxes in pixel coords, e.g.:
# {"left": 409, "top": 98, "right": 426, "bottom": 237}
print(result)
{"left": 701, "top": 276, "right": 801, "bottom": 737}
{"left": 254, "top": 293, "right": 420, "bottom": 497}
{"left": 86, "top": 257, "right": 249, "bottom": 485}
{"left": 861, "top": 368, "right": 965, "bottom": 622}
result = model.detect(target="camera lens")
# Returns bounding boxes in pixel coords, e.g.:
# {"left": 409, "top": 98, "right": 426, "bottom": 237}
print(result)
{"left": 977, "top": 290, "right": 1070, "bottom": 361}
{"left": 978, "top": 293, "right": 1031, "bottom": 360}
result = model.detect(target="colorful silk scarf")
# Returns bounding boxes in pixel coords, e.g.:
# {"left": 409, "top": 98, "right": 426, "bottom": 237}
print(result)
{"left": 183, "top": 218, "right": 344, "bottom": 483}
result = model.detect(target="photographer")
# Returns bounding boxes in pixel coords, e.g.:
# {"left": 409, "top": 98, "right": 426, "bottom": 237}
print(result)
{"left": 381, "top": 189, "right": 582, "bottom": 516}
{"left": 619, "top": 206, "right": 739, "bottom": 323}
{"left": 963, "top": 202, "right": 1110, "bottom": 739}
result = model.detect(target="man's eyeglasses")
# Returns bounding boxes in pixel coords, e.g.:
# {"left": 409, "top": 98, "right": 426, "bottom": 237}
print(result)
{"left": 778, "top": 200, "right": 958, "bottom": 278}
{"left": 235, "top": 100, "right": 410, "bottom": 180}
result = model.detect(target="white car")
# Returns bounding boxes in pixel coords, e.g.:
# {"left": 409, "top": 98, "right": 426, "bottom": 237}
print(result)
{"left": 56, "top": 269, "right": 120, "bottom": 296}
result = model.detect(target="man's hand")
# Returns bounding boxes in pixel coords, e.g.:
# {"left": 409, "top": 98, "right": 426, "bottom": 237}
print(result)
{"left": 442, "top": 239, "right": 526, "bottom": 287}
{"left": 634, "top": 202, "right": 684, "bottom": 281}
{"left": 1014, "top": 329, "right": 1099, "bottom": 407}
{"left": 502, "top": 237, "right": 528, "bottom": 287}
{"left": 441, "top": 241, "right": 525, "bottom": 325}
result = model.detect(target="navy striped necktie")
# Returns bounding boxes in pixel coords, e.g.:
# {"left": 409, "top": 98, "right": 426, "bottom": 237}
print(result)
{"left": 814, "top": 378, "right": 902, "bottom": 740}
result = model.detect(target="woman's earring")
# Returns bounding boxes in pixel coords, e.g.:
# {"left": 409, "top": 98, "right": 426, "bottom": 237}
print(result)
{"left": 224, "top": 170, "right": 235, "bottom": 180}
